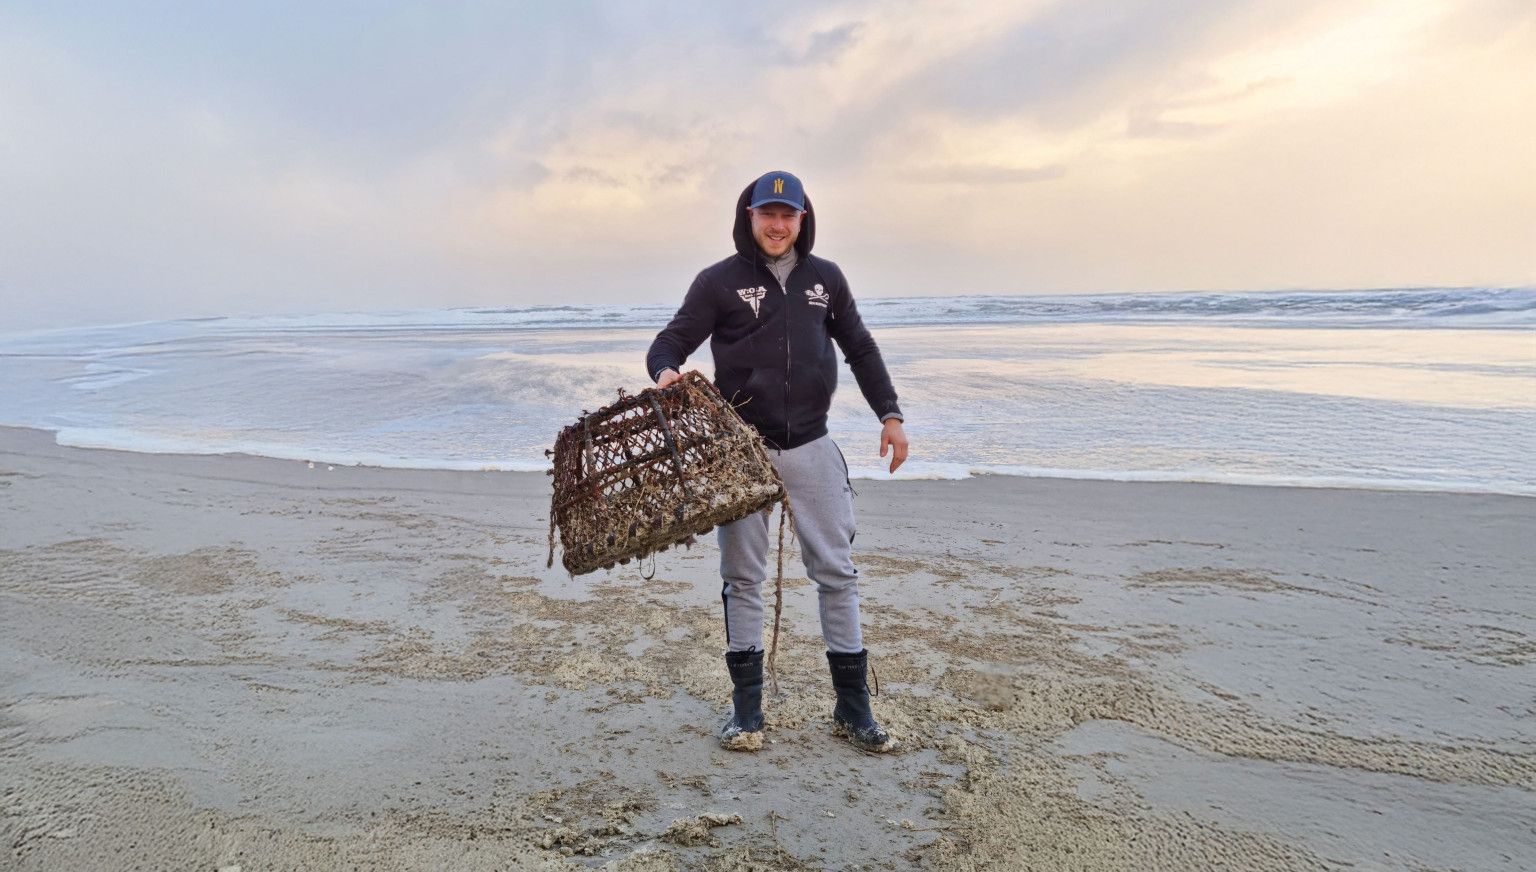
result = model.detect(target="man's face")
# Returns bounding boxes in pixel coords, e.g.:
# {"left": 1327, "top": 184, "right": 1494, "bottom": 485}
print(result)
{"left": 749, "top": 204, "right": 804, "bottom": 258}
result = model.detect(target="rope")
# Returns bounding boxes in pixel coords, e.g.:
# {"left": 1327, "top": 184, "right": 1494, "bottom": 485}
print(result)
{"left": 546, "top": 507, "right": 558, "bottom": 569}
{"left": 580, "top": 416, "right": 594, "bottom": 481}
{"left": 765, "top": 492, "right": 793, "bottom": 696}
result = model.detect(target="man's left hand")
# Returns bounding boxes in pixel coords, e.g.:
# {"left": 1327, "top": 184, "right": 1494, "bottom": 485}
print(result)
{"left": 879, "top": 419, "right": 909, "bottom": 474}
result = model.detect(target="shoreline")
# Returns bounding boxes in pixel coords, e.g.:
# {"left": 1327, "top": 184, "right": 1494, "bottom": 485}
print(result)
{"left": 2, "top": 423, "right": 1533, "bottom": 869}
{"left": 11, "top": 423, "right": 1533, "bottom": 498}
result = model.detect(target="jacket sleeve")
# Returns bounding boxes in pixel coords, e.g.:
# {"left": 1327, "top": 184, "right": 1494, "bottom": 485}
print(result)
{"left": 646, "top": 272, "right": 717, "bottom": 382}
{"left": 826, "top": 266, "right": 903, "bottom": 422}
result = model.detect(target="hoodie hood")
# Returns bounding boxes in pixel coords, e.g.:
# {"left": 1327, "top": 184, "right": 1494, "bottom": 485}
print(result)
{"left": 733, "top": 180, "right": 815, "bottom": 261}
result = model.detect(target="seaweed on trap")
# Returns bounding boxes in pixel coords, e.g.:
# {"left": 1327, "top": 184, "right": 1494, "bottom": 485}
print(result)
{"left": 546, "top": 371, "right": 796, "bottom": 686}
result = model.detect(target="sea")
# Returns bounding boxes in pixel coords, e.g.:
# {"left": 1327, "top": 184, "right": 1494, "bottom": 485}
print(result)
{"left": 1, "top": 287, "right": 1532, "bottom": 495}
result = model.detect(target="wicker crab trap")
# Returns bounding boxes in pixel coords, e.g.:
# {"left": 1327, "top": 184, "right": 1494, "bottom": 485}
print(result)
{"left": 546, "top": 371, "right": 786, "bottom": 576}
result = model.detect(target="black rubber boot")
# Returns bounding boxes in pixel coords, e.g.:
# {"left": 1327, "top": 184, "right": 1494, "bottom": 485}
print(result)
{"left": 719, "top": 649, "right": 765, "bottom": 751}
{"left": 827, "top": 649, "right": 898, "bottom": 753}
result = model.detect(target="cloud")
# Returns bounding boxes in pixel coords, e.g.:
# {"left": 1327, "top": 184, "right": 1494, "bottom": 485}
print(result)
{"left": 804, "top": 23, "right": 864, "bottom": 63}
{"left": 773, "top": 22, "right": 865, "bottom": 65}
{"left": 562, "top": 166, "right": 625, "bottom": 187}
{"left": 909, "top": 164, "right": 1068, "bottom": 185}
{"left": 0, "top": 0, "right": 1531, "bottom": 331}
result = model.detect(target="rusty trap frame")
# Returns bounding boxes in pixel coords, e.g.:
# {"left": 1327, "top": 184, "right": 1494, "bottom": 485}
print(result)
{"left": 545, "top": 371, "right": 797, "bottom": 689}
{"left": 545, "top": 371, "right": 788, "bottom": 575}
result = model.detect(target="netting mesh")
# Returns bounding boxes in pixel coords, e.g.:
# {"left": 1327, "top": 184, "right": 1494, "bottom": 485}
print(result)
{"left": 546, "top": 371, "right": 786, "bottom": 576}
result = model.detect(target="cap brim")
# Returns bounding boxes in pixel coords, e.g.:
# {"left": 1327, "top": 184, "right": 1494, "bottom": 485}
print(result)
{"left": 749, "top": 197, "right": 804, "bottom": 210}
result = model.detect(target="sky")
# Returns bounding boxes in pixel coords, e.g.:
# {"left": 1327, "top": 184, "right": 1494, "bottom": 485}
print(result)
{"left": 1, "top": 0, "right": 1533, "bottom": 331}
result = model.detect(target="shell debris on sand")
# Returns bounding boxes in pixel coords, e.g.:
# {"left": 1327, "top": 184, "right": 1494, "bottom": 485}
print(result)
{"left": 719, "top": 733, "right": 765, "bottom": 752}
{"left": 281, "top": 546, "right": 1535, "bottom": 868}
{"left": 5, "top": 426, "right": 1533, "bottom": 872}
{"left": 659, "top": 812, "right": 743, "bottom": 847}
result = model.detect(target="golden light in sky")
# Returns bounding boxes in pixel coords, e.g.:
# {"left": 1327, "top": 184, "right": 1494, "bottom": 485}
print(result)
{"left": 0, "top": 0, "right": 1530, "bottom": 328}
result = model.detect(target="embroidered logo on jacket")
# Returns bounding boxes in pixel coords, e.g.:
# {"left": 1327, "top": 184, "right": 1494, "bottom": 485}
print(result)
{"left": 736, "top": 286, "right": 768, "bottom": 317}
{"left": 805, "top": 284, "right": 830, "bottom": 308}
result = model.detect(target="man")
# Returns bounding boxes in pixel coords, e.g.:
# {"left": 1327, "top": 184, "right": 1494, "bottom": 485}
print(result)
{"left": 646, "top": 170, "right": 908, "bottom": 753}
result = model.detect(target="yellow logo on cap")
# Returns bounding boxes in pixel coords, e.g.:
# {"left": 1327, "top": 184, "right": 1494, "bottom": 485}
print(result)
{"left": 773, "top": 178, "right": 784, "bottom": 194}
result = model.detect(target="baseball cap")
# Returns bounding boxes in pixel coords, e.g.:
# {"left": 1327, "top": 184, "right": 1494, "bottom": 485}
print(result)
{"left": 749, "top": 171, "right": 806, "bottom": 210}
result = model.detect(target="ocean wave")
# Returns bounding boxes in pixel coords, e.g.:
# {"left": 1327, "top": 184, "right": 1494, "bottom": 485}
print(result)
{"left": 49, "top": 427, "right": 551, "bottom": 473}
{"left": 846, "top": 461, "right": 1535, "bottom": 497}
{"left": 855, "top": 287, "right": 1536, "bottom": 329}
{"left": 2, "top": 289, "right": 1528, "bottom": 499}
{"left": 3, "top": 288, "right": 1531, "bottom": 348}
{"left": 38, "top": 427, "right": 1534, "bottom": 496}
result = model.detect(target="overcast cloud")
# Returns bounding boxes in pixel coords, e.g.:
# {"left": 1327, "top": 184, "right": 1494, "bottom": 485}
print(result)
{"left": 1, "top": 0, "right": 1532, "bottom": 330}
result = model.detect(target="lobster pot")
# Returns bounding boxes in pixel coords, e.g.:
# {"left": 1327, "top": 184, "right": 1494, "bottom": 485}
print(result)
{"left": 547, "top": 371, "right": 785, "bottom": 575}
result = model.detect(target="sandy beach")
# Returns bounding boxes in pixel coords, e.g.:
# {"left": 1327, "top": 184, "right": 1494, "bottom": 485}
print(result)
{"left": 1, "top": 423, "right": 1533, "bottom": 870}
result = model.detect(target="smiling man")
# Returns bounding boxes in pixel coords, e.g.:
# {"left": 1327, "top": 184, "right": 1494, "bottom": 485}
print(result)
{"left": 647, "top": 170, "right": 908, "bottom": 753}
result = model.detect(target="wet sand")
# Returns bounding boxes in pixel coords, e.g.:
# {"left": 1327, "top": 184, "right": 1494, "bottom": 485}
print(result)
{"left": 1, "top": 424, "right": 1532, "bottom": 870}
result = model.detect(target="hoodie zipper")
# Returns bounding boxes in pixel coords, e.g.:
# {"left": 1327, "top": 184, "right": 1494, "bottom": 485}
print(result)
{"left": 753, "top": 250, "right": 794, "bottom": 451}
{"left": 783, "top": 267, "right": 791, "bottom": 451}
{"left": 766, "top": 258, "right": 792, "bottom": 451}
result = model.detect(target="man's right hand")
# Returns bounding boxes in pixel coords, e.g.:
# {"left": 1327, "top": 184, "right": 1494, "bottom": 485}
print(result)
{"left": 656, "top": 368, "right": 682, "bottom": 388}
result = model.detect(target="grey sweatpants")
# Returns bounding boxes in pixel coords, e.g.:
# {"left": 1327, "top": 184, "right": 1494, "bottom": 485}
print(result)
{"left": 718, "top": 435, "right": 863, "bottom": 654}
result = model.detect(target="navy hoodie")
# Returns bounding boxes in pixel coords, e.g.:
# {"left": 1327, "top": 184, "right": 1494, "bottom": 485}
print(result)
{"left": 646, "top": 180, "right": 902, "bottom": 450}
